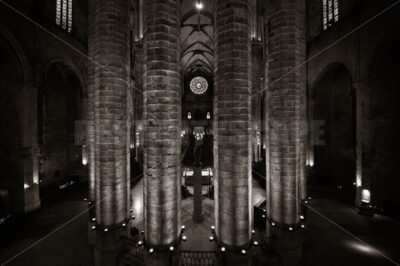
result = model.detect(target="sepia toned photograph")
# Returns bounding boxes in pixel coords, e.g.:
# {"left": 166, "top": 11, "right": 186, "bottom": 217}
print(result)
{"left": 0, "top": 0, "right": 399, "bottom": 265}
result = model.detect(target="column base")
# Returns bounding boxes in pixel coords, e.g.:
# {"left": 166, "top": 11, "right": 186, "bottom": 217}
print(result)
{"left": 144, "top": 251, "right": 176, "bottom": 266}
{"left": 272, "top": 228, "right": 303, "bottom": 266}
{"left": 219, "top": 251, "right": 251, "bottom": 266}
{"left": 94, "top": 228, "right": 127, "bottom": 266}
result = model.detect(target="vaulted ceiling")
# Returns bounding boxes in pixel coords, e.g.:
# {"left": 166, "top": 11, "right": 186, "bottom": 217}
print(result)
{"left": 180, "top": 0, "right": 215, "bottom": 76}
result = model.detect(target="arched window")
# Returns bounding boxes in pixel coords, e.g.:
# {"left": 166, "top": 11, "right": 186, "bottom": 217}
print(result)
{"left": 322, "top": 0, "right": 339, "bottom": 30}
{"left": 56, "top": 0, "right": 73, "bottom": 33}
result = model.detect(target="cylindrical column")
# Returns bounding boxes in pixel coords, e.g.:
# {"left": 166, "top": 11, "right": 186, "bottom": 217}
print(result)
{"left": 87, "top": 0, "right": 95, "bottom": 203}
{"left": 143, "top": 0, "right": 181, "bottom": 247}
{"left": 265, "top": 0, "right": 307, "bottom": 226}
{"left": 214, "top": 0, "right": 252, "bottom": 247}
{"left": 93, "top": 0, "right": 130, "bottom": 228}
{"left": 19, "top": 86, "right": 41, "bottom": 212}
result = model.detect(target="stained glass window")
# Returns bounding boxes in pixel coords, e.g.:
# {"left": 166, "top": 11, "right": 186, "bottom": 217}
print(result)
{"left": 322, "top": 0, "right": 339, "bottom": 30}
{"left": 56, "top": 0, "right": 73, "bottom": 32}
{"left": 56, "top": 0, "right": 61, "bottom": 25}
{"left": 190, "top": 77, "right": 208, "bottom": 95}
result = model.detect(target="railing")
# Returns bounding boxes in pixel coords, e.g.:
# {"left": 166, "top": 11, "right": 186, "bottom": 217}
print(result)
{"left": 179, "top": 251, "right": 216, "bottom": 266}
{"left": 121, "top": 237, "right": 216, "bottom": 266}
{"left": 121, "top": 236, "right": 144, "bottom": 261}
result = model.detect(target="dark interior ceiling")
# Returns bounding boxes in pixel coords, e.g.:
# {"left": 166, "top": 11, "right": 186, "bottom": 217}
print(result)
{"left": 180, "top": 0, "right": 215, "bottom": 76}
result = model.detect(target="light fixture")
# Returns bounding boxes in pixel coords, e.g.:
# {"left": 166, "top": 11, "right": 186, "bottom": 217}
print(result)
{"left": 271, "top": 222, "right": 276, "bottom": 227}
{"left": 211, "top": 225, "right": 215, "bottom": 231}
{"left": 300, "top": 215, "right": 304, "bottom": 220}
{"left": 206, "top": 112, "right": 211, "bottom": 120}
{"left": 361, "top": 189, "right": 371, "bottom": 204}
{"left": 252, "top": 229, "right": 255, "bottom": 235}
{"left": 301, "top": 224, "right": 305, "bottom": 229}
{"left": 241, "top": 249, "right": 246, "bottom": 255}
{"left": 289, "top": 227, "right": 293, "bottom": 231}
{"left": 181, "top": 225, "right": 186, "bottom": 231}
{"left": 195, "top": 1, "right": 203, "bottom": 10}
{"left": 24, "top": 183, "right": 30, "bottom": 189}
{"left": 91, "top": 218, "right": 96, "bottom": 222}
{"left": 104, "top": 228, "right": 108, "bottom": 232}
{"left": 138, "top": 241, "right": 143, "bottom": 246}
{"left": 91, "top": 225, "right": 96, "bottom": 230}
{"left": 182, "top": 235, "right": 187, "bottom": 241}
{"left": 221, "top": 247, "right": 226, "bottom": 252}
{"left": 122, "top": 223, "right": 126, "bottom": 227}
{"left": 149, "top": 248, "right": 154, "bottom": 254}
{"left": 169, "top": 246, "right": 174, "bottom": 251}
{"left": 209, "top": 236, "right": 214, "bottom": 241}
{"left": 187, "top": 111, "right": 192, "bottom": 120}
{"left": 253, "top": 241, "right": 258, "bottom": 246}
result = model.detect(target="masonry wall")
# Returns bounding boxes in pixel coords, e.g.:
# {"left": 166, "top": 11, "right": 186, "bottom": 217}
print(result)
{"left": 307, "top": 0, "right": 400, "bottom": 214}
{"left": 0, "top": 0, "right": 88, "bottom": 213}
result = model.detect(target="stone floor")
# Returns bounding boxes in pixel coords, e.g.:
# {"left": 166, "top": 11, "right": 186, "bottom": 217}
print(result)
{"left": 0, "top": 179, "right": 399, "bottom": 266}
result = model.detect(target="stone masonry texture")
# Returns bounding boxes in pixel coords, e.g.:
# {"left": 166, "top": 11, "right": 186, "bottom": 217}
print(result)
{"left": 265, "top": 0, "right": 307, "bottom": 226}
{"left": 143, "top": 0, "right": 182, "bottom": 247}
{"left": 92, "top": 0, "right": 130, "bottom": 227}
{"left": 214, "top": 0, "right": 252, "bottom": 247}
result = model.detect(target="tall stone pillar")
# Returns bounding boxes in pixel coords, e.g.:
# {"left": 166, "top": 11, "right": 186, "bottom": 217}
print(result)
{"left": 143, "top": 0, "right": 181, "bottom": 249}
{"left": 87, "top": 0, "right": 95, "bottom": 203}
{"left": 214, "top": 0, "right": 252, "bottom": 248}
{"left": 18, "top": 86, "right": 41, "bottom": 212}
{"left": 264, "top": 0, "right": 307, "bottom": 227}
{"left": 354, "top": 82, "right": 371, "bottom": 207}
{"left": 92, "top": 0, "right": 130, "bottom": 264}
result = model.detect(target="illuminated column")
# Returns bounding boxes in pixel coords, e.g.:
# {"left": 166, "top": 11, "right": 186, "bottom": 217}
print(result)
{"left": 87, "top": 0, "right": 95, "bottom": 203}
{"left": 354, "top": 82, "right": 371, "bottom": 207}
{"left": 92, "top": 0, "right": 130, "bottom": 264}
{"left": 215, "top": 0, "right": 252, "bottom": 248}
{"left": 19, "top": 86, "right": 41, "bottom": 212}
{"left": 264, "top": 0, "right": 307, "bottom": 227}
{"left": 143, "top": 0, "right": 181, "bottom": 249}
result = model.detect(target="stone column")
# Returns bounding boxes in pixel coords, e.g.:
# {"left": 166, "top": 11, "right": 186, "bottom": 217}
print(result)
{"left": 214, "top": 0, "right": 252, "bottom": 248}
{"left": 354, "top": 82, "right": 371, "bottom": 207}
{"left": 87, "top": 0, "right": 95, "bottom": 203}
{"left": 18, "top": 86, "right": 41, "bottom": 212}
{"left": 264, "top": 0, "right": 307, "bottom": 227}
{"left": 143, "top": 0, "right": 181, "bottom": 249}
{"left": 92, "top": 0, "right": 130, "bottom": 264}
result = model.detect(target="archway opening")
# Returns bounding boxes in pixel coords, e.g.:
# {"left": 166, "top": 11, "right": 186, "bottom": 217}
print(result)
{"left": 312, "top": 64, "right": 356, "bottom": 201}
{"left": 38, "top": 63, "right": 84, "bottom": 195}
